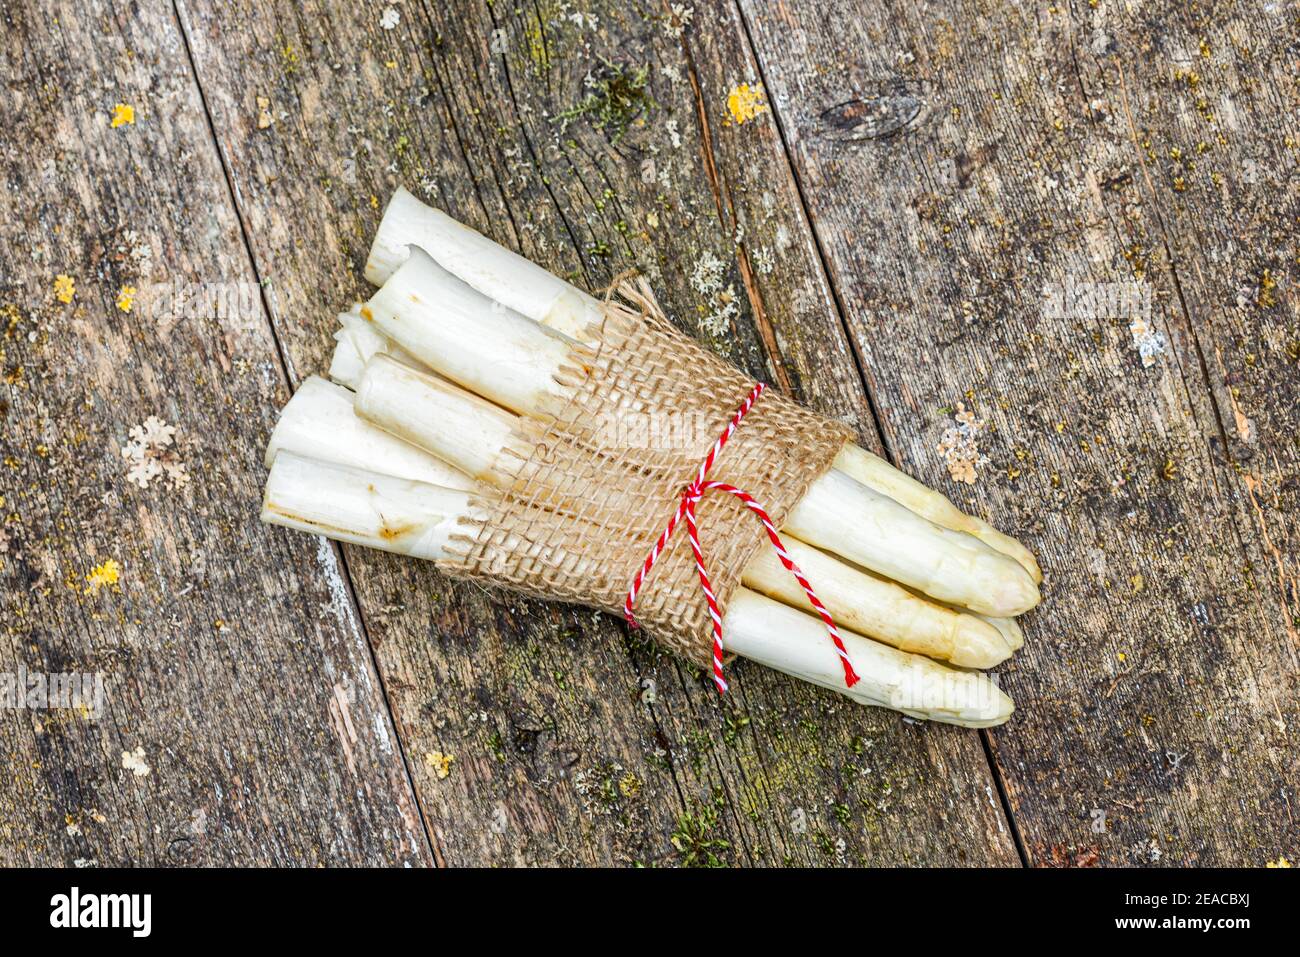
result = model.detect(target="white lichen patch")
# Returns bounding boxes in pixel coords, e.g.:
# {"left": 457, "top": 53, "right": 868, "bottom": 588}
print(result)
{"left": 689, "top": 250, "right": 740, "bottom": 336}
{"left": 122, "top": 415, "right": 188, "bottom": 489}
{"left": 665, "top": 117, "right": 682, "bottom": 149}
{"left": 573, "top": 761, "right": 637, "bottom": 816}
{"left": 790, "top": 806, "right": 808, "bottom": 835}
{"left": 663, "top": 3, "right": 694, "bottom": 38}
{"left": 660, "top": 64, "right": 683, "bottom": 86}
{"left": 121, "top": 746, "right": 151, "bottom": 777}
{"left": 936, "top": 402, "right": 987, "bottom": 485}
{"left": 1129, "top": 317, "right": 1167, "bottom": 367}
{"left": 565, "top": 10, "right": 599, "bottom": 30}
{"left": 379, "top": 6, "right": 400, "bottom": 30}
{"left": 115, "top": 228, "right": 154, "bottom": 278}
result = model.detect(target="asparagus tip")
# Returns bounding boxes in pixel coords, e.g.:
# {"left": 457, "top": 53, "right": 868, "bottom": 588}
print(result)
{"left": 949, "top": 617, "right": 1016, "bottom": 669}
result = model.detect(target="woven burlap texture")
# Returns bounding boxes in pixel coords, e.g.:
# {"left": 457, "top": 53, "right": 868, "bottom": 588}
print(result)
{"left": 438, "top": 277, "right": 851, "bottom": 669}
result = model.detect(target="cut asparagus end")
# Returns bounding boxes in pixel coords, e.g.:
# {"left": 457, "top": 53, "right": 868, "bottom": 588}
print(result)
{"left": 724, "top": 589, "right": 1014, "bottom": 727}
{"left": 365, "top": 186, "right": 603, "bottom": 341}
{"left": 354, "top": 354, "right": 516, "bottom": 483}
{"left": 328, "top": 305, "right": 426, "bottom": 390}
{"left": 833, "top": 443, "right": 1042, "bottom": 583}
{"left": 261, "top": 451, "right": 474, "bottom": 561}
{"left": 265, "top": 374, "right": 474, "bottom": 491}
{"left": 326, "top": 305, "right": 372, "bottom": 389}
{"left": 364, "top": 245, "right": 572, "bottom": 417}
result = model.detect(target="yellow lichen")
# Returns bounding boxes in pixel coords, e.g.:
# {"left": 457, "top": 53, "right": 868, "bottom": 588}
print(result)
{"left": 1266, "top": 857, "right": 1291, "bottom": 868}
{"left": 425, "top": 751, "right": 455, "bottom": 779}
{"left": 53, "top": 274, "right": 75, "bottom": 304}
{"left": 1257, "top": 270, "right": 1277, "bottom": 309}
{"left": 110, "top": 103, "right": 135, "bottom": 128}
{"left": 726, "top": 82, "right": 767, "bottom": 125}
{"left": 85, "top": 558, "right": 121, "bottom": 593}
{"left": 116, "top": 285, "right": 137, "bottom": 313}
{"left": 618, "top": 771, "right": 641, "bottom": 798}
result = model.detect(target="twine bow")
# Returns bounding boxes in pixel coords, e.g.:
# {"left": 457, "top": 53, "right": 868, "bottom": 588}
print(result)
{"left": 624, "top": 382, "right": 860, "bottom": 693}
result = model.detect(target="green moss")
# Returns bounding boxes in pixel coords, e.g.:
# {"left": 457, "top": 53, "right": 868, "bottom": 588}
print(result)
{"left": 524, "top": 21, "right": 550, "bottom": 72}
{"left": 722, "top": 712, "right": 750, "bottom": 746}
{"left": 671, "top": 794, "right": 730, "bottom": 868}
{"left": 553, "top": 57, "right": 655, "bottom": 143}
{"left": 681, "top": 728, "right": 713, "bottom": 775}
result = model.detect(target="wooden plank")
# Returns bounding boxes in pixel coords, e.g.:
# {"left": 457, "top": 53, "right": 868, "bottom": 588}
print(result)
{"left": 175, "top": 0, "right": 1018, "bottom": 864}
{"left": 738, "top": 0, "right": 1298, "bottom": 864}
{"left": 0, "top": 0, "right": 428, "bottom": 866}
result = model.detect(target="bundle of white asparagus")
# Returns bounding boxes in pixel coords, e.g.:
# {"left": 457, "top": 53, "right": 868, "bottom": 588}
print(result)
{"left": 261, "top": 188, "right": 1042, "bottom": 728}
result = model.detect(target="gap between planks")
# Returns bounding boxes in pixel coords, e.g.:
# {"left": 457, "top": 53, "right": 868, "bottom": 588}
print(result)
{"left": 168, "top": 0, "right": 442, "bottom": 868}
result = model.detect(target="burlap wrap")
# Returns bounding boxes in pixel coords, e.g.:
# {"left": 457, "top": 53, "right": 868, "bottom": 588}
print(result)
{"left": 437, "top": 278, "right": 851, "bottom": 668}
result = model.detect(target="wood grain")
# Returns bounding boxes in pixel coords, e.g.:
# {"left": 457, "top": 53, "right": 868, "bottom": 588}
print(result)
{"left": 172, "top": 0, "right": 1017, "bottom": 865}
{"left": 738, "top": 0, "right": 1297, "bottom": 865}
{"left": 0, "top": 0, "right": 427, "bottom": 866}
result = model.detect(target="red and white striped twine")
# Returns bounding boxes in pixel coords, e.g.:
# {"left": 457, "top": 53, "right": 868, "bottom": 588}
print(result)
{"left": 623, "top": 382, "right": 860, "bottom": 694}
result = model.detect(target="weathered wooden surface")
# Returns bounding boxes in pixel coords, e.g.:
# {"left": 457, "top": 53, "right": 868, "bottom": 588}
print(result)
{"left": 738, "top": 0, "right": 1298, "bottom": 864}
{"left": 0, "top": 0, "right": 427, "bottom": 866}
{"left": 0, "top": 0, "right": 1294, "bottom": 867}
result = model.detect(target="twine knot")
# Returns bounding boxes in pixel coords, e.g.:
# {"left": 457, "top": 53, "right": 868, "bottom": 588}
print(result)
{"left": 624, "top": 383, "right": 860, "bottom": 694}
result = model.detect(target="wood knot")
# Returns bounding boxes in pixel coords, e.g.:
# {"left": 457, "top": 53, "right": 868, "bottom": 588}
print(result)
{"left": 819, "top": 81, "right": 927, "bottom": 141}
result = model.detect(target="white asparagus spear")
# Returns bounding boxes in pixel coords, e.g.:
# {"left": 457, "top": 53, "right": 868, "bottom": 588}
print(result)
{"left": 355, "top": 354, "right": 1016, "bottom": 663}
{"left": 832, "top": 443, "right": 1041, "bottom": 582}
{"left": 356, "top": 356, "right": 516, "bottom": 485}
{"left": 365, "top": 186, "right": 604, "bottom": 340}
{"left": 743, "top": 546, "right": 1010, "bottom": 668}
{"left": 363, "top": 247, "right": 573, "bottom": 416}
{"left": 262, "top": 451, "right": 474, "bottom": 560}
{"left": 265, "top": 375, "right": 474, "bottom": 491}
{"left": 782, "top": 469, "right": 1036, "bottom": 617}
{"left": 724, "top": 590, "right": 1011, "bottom": 727}
{"left": 367, "top": 187, "right": 1041, "bottom": 582}
{"left": 359, "top": 257, "right": 1041, "bottom": 617}
{"left": 261, "top": 451, "right": 1012, "bottom": 726}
